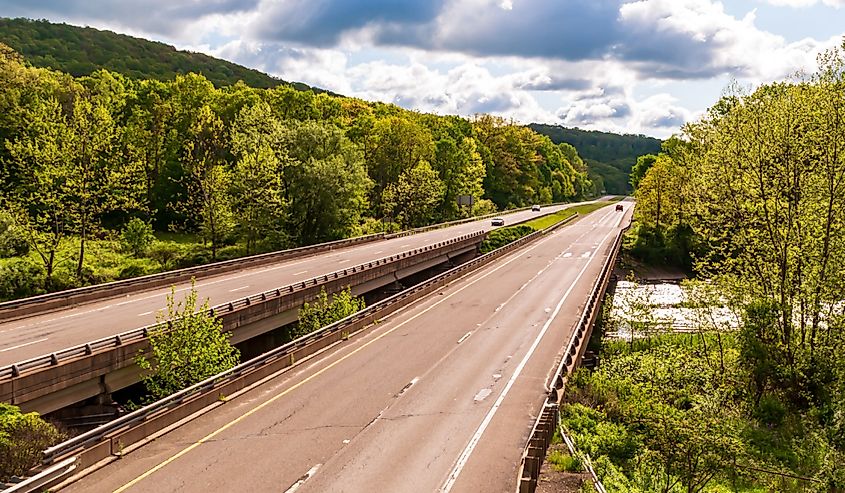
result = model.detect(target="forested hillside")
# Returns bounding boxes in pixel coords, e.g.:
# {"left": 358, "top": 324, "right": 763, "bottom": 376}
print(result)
{"left": 530, "top": 124, "right": 661, "bottom": 194}
{"left": 0, "top": 17, "right": 316, "bottom": 91}
{"left": 0, "top": 42, "right": 594, "bottom": 301}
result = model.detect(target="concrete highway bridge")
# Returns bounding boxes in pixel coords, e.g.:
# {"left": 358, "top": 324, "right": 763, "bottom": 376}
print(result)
{"left": 1, "top": 199, "right": 632, "bottom": 493}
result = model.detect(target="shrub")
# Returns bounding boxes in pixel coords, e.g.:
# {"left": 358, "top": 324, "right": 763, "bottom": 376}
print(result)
{"left": 174, "top": 246, "right": 212, "bottom": 269}
{"left": 0, "top": 258, "right": 45, "bottom": 301}
{"left": 0, "top": 211, "right": 29, "bottom": 258}
{"left": 294, "top": 287, "right": 366, "bottom": 339}
{"left": 148, "top": 242, "right": 182, "bottom": 270}
{"left": 216, "top": 244, "right": 244, "bottom": 261}
{"left": 0, "top": 403, "right": 66, "bottom": 481}
{"left": 120, "top": 218, "right": 155, "bottom": 257}
{"left": 117, "top": 261, "right": 154, "bottom": 280}
{"left": 137, "top": 283, "right": 239, "bottom": 401}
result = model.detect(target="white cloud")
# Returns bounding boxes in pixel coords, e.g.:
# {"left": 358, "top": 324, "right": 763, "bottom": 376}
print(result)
{"left": 762, "top": 0, "right": 845, "bottom": 7}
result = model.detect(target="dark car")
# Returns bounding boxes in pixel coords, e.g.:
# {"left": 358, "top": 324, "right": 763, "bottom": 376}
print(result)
{"left": 615, "top": 204, "right": 624, "bottom": 211}
{"left": 491, "top": 217, "right": 505, "bottom": 226}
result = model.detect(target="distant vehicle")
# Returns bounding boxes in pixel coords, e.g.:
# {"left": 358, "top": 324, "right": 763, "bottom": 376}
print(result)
{"left": 531, "top": 205, "right": 541, "bottom": 211}
{"left": 615, "top": 204, "right": 624, "bottom": 211}
{"left": 491, "top": 217, "right": 505, "bottom": 226}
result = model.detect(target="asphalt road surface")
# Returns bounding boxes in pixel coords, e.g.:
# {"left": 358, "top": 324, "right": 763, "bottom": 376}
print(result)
{"left": 0, "top": 202, "right": 601, "bottom": 365}
{"left": 61, "top": 201, "right": 632, "bottom": 493}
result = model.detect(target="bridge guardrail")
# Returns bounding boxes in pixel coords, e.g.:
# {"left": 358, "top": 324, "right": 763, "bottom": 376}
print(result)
{"left": 0, "top": 200, "right": 585, "bottom": 323}
{"left": 39, "top": 213, "right": 580, "bottom": 475}
{"left": 1, "top": 456, "right": 76, "bottom": 493}
{"left": 0, "top": 233, "right": 385, "bottom": 323}
{"left": 0, "top": 232, "right": 484, "bottom": 383}
{"left": 516, "top": 217, "right": 629, "bottom": 493}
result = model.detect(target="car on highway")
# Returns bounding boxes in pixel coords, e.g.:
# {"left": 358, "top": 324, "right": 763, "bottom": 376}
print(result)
{"left": 491, "top": 217, "right": 505, "bottom": 226}
{"left": 615, "top": 204, "right": 624, "bottom": 211}
{"left": 531, "top": 205, "right": 541, "bottom": 211}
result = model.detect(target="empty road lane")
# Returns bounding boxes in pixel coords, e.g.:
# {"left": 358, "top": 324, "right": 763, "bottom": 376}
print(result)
{"left": 61, "top": 202, "right": 631, "bottom": 493}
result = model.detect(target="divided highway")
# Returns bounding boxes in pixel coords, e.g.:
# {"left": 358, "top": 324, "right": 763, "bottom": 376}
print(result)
{"left": 0, "top": 204, "right": 583, "bottom": 365}
{"left": 61, "top": 202, "right": 632, "bottom": 493}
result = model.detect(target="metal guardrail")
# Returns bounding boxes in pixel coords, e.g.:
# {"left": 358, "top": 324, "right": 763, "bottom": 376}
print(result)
{"left": 517, "top": 221, "right": 628, "bottom": 493}
{"left": 0, "top": 232, "right": 484, "bottom": 382}
{"left": 559, "top": 423, "right": 607, "bottom": 493}
{"left": 0, "top": 233, "right": 386, "bottom": 322}
{"left": 0, "top": 200, "right": 576, "bottom": 323}
{"left": 39, "top": 213, "right": 580, "bottom": 471}
{"left": 1, "top": 456, "right": 76, "bottom": 493}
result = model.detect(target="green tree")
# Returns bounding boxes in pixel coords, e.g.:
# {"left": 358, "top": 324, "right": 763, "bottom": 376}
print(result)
{"left": 434, "top": 136, "right": 486, "bottom": 219}
{"left": 137, "top": 282, "right": 240, "bottom": 401}
{"left": 181, "top": 105, "right": 233, "bottom": 259}
{"left": 382, "top": 161, "right": 446, "bottom": 228}
{"left": 630, "top": 153, "right": 657, "bottom": 190}
{"left": 283, "top": 121, "right": 372, "bottom": 244}
{"left": 121, "top": 217, "right": 155, "bottom": 257}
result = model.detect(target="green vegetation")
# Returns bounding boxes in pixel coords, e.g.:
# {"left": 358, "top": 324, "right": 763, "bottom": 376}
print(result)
{"left": 479, "top": 225, "right": 535, "bottom": 254}
{"left": 564, "top": 334, "right": 838, "bottom": 492}
{"left": 0, "top": 37, "right": 595, "bottom": 302}
{"left": 530, "top": 124, "right": 662, "bottom": 194}
{"left": 479, "top": 201, "right": 617, "bottom": 254}
{"left": 573, "top": 42, "right": 845, "bottom": 491}
{"left": 548, "top": 449, "right": 584, "bottom": 473}
{"left": 136, "top": 283, "right": 240, "bottom": 401}
{"left": 0, "top": 18, "right": 312, "bottom": 90}
{"left": 294, "top": 287, "right": 366, "bottom": 339}
{"left": 0, "top": 403, "right": 66, "bottom": 481}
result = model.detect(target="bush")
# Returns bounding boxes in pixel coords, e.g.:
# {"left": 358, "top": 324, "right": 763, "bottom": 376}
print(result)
{"left": 120, "top": 218, "right": 155, "bottom": 257}
{"left": 294, "top": 287, "right": 366, "bottom": 339}
{"left": 117, "top": 260, "right": 154, "bottom": 280}
{"left": 137, "top": 283, "right": 240, "bottom": 401}
{"left": 174, "top": 246, "right": 213, "bottom": 269}
{"left": 0, "top": 403, "right": 66, "bottom": 481}
{"left": 148, "top": 242, "right": 182, "bottom": 270}
{"left": 0, "top": 212, "right": 29, "bottom": 258}
{"left": 216, "top": 244, "right": 244, "bottom": 261}
{"left": 0, "top": 258, "right": 45, "bottom": 301}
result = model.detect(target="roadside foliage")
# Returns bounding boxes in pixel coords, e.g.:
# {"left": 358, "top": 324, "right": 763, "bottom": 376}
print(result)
{"left": 579, "top": 43, "right": 845, "bottom": 491}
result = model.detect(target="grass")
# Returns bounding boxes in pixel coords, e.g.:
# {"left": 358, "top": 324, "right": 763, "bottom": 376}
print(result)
{"left": 523, "top": 200, "right": 617, "bottom": 231}
{"left": 547, "top": 450, "right": 584, "bottom": 473}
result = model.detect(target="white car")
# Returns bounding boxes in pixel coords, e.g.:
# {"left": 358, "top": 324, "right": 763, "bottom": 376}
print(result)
{"left": 491, "top": 217, "right": 505, "bottom": 226}
{"left": 531, "top": 205, "right": 541, "bottom": 211}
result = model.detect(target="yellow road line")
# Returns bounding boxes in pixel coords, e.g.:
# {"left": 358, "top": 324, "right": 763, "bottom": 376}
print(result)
{"left": 113, "top": 209, "right": 613, "bottom": 493}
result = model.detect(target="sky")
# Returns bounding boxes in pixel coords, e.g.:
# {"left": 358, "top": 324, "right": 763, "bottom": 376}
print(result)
{"left": 2, "top": 0, "right": 844, "bottom": 138}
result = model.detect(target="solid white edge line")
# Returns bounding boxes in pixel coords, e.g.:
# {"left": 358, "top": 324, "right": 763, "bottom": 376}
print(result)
{"left": 0, "top": 338, "right": 50, "bottom": 353}
{"left": 440, "top": 211, "right": 624, "bottom": 492}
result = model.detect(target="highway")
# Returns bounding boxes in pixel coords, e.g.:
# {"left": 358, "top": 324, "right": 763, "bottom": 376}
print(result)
{"left": 61, "top": 202, "right": 632, "bottom": 493}
{"left": 0, "top": 203, "right": 588, "bottom": 365}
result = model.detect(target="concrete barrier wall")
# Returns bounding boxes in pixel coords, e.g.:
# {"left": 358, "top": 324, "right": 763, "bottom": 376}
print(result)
{"left": 0, "top": 235, "right": 484, "bottom": 412}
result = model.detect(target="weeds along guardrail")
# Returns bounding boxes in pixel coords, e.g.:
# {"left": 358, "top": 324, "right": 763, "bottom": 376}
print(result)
{"left": 0, "top": 200, "right": 582, "bottom": 323}
{"left": 516, "top": 223, "right": 628, "bottom": 493}
{"left": 37, "top": 213, "right": 580, "bottom": 479}
{"left": 0, "top": 232, "right": 484, "bottom": 383}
